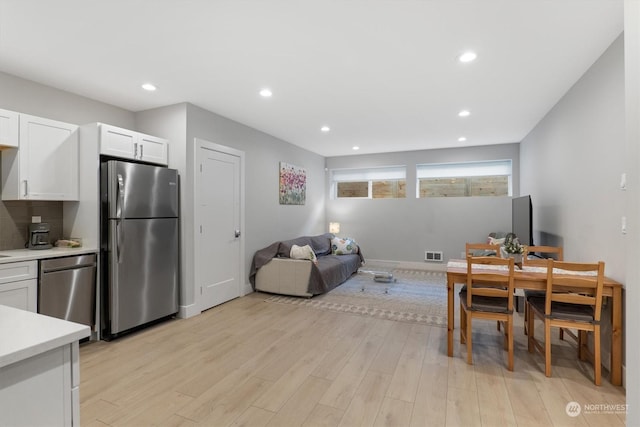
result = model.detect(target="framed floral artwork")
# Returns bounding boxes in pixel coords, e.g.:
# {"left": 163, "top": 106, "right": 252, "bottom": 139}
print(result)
{"left": 279, "top": 162, "right": 306, "bottom": 205}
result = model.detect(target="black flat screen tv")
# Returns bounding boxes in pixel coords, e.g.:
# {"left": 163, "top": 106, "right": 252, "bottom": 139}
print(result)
{"left": 512, "top": 195, "right": 533, "bottom": 246}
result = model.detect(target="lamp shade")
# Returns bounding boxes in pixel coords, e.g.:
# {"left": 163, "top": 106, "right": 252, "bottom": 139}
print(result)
{"left": 329, "top": 222, "right": 340, "bottom": 234}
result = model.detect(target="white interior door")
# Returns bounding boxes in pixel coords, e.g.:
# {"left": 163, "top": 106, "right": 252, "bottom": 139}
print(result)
{"left": 197, "top": 144, "right": 242, "bottom": 311}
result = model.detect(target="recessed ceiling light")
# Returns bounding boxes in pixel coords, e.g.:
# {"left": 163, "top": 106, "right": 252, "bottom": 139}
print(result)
{"left": 458, "top": 110, "right": 471, "bottom": 117}
{"left": 458, "top": 51, "right": 477, "bottom": 63}
{"left": 259, "top": 88, "right": 272, "bottom": 97}
{"left": 352, "top": 146, "right": 360, "bottom": 151}
{"left": 141, "top": 83, "right": 157, "bottom": 91}
{"left": 458, "top": 137, "right": 467, "bottom": 142}
{"left": 321, "top": 126, "right": 330, "bottom": 132}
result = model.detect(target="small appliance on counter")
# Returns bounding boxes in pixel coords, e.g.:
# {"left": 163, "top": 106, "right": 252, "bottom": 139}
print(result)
{"left": 27, "top": 223, "right": 52, "bottom": 250}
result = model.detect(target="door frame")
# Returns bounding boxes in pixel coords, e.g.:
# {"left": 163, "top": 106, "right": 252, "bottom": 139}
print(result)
{"left": 193, "top": 138, "right": 246, "bottom": 313}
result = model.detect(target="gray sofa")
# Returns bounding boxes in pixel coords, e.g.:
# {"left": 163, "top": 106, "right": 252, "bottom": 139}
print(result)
{"left": 249, "top": 233, "right": 364, "bottom": 297}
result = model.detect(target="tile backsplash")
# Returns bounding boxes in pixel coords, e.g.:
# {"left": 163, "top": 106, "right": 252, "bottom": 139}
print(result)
{"left": 0, "top": 201, "right": 63, "bottom": 250}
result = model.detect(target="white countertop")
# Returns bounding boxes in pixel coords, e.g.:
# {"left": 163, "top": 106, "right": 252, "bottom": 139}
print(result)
{"left": 0, "top": 247, "right": 98, "bottom": 264}
{"left": 0, "top": 304, "right": 90, "bottom": 368}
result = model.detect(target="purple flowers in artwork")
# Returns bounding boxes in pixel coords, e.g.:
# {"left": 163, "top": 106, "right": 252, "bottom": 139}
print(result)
{"left": 279, "top": 162, "right": 306, "bottom": 205}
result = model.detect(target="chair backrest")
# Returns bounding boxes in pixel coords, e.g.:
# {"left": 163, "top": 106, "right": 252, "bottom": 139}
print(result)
{"left": 544, "top": 260, "right": 605, "bottom": 322}
{"left": 523, "top": 245, "right": 563, "bottom": 267}
{"left": 466, "top": 242, "right": 502, "bottom": 258}
{"left": 466, "top": 256, "right": 515, "bottom": 310}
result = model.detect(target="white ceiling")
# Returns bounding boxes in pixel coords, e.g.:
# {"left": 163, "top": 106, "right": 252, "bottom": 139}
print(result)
{"left": 0, "top": 1, "right": 624, "bottom": 157}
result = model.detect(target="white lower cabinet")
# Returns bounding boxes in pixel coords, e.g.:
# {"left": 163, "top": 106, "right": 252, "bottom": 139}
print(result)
{"left": 0, "top": 341, "right": 80, "bottom": 427}
{"left": 0, "top": 260, "right": 37, "bottom": 312}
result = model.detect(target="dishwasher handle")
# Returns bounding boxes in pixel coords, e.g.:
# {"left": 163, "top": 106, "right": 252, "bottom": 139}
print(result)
{"left": 39, "top": 254, "right": 97, "bottom": 274}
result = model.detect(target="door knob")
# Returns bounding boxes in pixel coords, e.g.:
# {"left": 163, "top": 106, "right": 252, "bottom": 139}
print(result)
{"left": 235, "top": 230, "right": 241, "bottom": 238}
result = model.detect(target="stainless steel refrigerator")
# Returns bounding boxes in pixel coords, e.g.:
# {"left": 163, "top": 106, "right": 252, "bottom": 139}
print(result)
{"left": 101, "top": 160, "right": 179, "bottom": 339}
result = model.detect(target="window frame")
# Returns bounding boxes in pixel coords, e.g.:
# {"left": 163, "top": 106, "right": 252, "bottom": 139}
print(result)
{"left": 415, "top": 160, "right": 513, "bottom": 198}
{"left": 331, "top": 165, "right": 407, "bottom": 199}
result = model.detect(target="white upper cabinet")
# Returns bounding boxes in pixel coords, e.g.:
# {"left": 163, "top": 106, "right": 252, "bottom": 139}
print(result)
{"left": 1, "top": 113, "right": 79, "bottom": 201}
{"left": 0, "top": 108, "right": 19, "bottom": 148}
{"left": 99, "top": 123, "right": 168, "bottom": 165}
{"left": 138, "top": 133, "right": 168, "bottom": 165}
{"left": 99, "top": 124, "right": 136, "bottom": 159}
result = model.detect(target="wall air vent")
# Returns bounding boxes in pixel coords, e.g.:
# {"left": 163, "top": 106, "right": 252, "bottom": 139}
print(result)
{"left": 424, "top": 251, "right": 443, "bottom": 262}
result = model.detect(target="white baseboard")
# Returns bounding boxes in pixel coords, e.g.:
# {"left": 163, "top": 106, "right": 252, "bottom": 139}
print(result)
{"left": 365, "top": 258, "right": 447, "bottom": 272}
{"left": 178, "top": 303, "right": 200, "bottom": 319}
{"left": 242, "top": 282, "right": 253, "bottom": 296}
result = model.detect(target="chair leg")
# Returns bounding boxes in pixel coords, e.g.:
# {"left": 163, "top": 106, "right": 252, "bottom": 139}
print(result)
{"left": 578, "top": 330, "right": 589, "bottom": 361}
{"left": 544, "top": 319, "right": 552, "bottom": 377}
{"left": 527, "top": 306, "right": 535, "bottom": 353}
{"left": 524, "top": 300, "right": 529, "bottom": 335}
{"left": 593, "top": 327, "right": 601, "bottom": 386}
{"left": 466, "top": 314, "right": 473, "bottom": 365}
{"left": 460, "top": 303, "right": 466, "bottom": 344}
{"left": 507, "top": 318, "right": 514, "bottom": 371}
{"left": 559, "top": 328, "right": 564, "bottom": 340}
{"left": 497, "top": 320, "right": 501, "bottom": 331}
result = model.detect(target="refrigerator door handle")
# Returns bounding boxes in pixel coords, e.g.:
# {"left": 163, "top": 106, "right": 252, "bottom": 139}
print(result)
{"left": 116, "top": 174, "right": 125, "bottom": 263}
{"left": 116, "top": 174, "right": 125, "bottom": 220}
{"left": 116, "top": 219, "right": 124, "bottom": 263}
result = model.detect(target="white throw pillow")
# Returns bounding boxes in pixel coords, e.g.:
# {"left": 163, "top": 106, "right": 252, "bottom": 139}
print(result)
{"left": 290, "top": 244, "right": 318, "bottom": 264}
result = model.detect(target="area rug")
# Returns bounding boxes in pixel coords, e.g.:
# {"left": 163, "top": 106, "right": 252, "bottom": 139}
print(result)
{"left": 263, "top": 269, "right": 447, "bottom": 327}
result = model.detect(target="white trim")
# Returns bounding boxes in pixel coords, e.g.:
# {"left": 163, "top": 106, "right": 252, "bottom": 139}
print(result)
{"left": 178, "top": 303, "right": 200, "bottom": 319}
{"left": 193, "top": 138, "right": 245, "bottom": 313}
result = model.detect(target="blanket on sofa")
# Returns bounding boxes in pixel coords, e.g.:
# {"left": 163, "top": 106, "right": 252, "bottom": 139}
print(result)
{"left": 249, "top": 233, "right": 364, "bottom": 295}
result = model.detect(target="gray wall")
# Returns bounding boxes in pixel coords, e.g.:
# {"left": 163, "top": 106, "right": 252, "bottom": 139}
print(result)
{"left": 520, "top": 35, "right": 625, "bottom": 373}
{"left": 624, "top": 0, "right": 640, "bottom": 419}
{"left": 520, "top": 36, "right": 625, "bottom": 280}
{"left": 0, "top": 71, "right": 134, "bottom": 128}
{"left": 136, "top": 103, "right": 326, "bottom": 311}
{"left": 0, "top": 71, "right": 135, "bottom": 250}
{"left": 186, "top": 104, "right": 326, "bottom": 281}
{"left": 325, "top": 143, "right": 519, "bottom": 264}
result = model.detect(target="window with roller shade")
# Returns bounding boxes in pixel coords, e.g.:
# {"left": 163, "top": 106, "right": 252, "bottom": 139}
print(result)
{"left": 416, "top": 160, "right": 512, "bottom": 198}
{"left": 331, "top": 166, "right": 406, "bottom": 199}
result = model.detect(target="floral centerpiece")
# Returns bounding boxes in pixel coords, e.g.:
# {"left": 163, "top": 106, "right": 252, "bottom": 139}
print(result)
{"left": 501, "top": 233, "right": 525, "bottom": 264}
{"left": 503, "top": 234, "right": 524, "bottom": 254}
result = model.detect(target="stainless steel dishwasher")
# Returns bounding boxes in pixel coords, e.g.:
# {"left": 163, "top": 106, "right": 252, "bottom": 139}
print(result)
{"left": 38, "top": 254, "right": 97, "bottom": 327}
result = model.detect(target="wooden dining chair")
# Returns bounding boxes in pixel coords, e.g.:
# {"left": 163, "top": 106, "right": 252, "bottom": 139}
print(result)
{"left": 466, "top": 242, "right": 502, "bottom": 258}
{"left": 465, "top": 242, "right": 504, "bottom": 332}
{"left": 460, "top": 256, "right": 515, "bottom": 371}
{"left": 522, "top": 245, "right": 564, "bottom": 335}
{"left": 527, "top": 259, "right": 605, "bottom": 385}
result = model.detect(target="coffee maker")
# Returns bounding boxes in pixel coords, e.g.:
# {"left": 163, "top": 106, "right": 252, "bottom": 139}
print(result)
{"left": 27, "top": 223, "right": 52, "bottom": 250}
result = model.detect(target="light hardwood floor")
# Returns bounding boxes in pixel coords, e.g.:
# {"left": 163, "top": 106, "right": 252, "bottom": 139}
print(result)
{"left": 80, "top": 292, "right": 626, "bottom": 427}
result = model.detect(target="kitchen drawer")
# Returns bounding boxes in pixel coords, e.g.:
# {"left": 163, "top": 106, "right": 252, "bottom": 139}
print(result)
{"left": 0, "top": 261, "right": 38, "bottom": 284}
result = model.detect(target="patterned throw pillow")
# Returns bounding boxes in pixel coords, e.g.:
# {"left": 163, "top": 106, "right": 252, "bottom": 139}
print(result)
{"left": 331, "top": 237, "right": 358, "bottom": 255}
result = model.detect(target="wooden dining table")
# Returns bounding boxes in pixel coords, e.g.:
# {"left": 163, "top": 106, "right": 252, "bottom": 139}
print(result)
{"left": 446, "top": 259, "right": 624, "bottom": 386}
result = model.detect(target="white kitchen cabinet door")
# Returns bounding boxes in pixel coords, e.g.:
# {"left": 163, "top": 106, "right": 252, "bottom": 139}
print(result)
{"left": 0, "top": 279, "right": 37, "bottom": 312}
{"left": 1, "top": 114, "right": 79, "bottom": 201}
{"left": 0, "top": 260, "right": 38, "bottom": 312}
{"left": 99, "top": 124, "right": 136, "bottom": 159}
{"left": 0, "top": 108, "right": 19, "bottom": 148}
{"left": 139, "top": 133, "right": 168, "bottom": 165}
